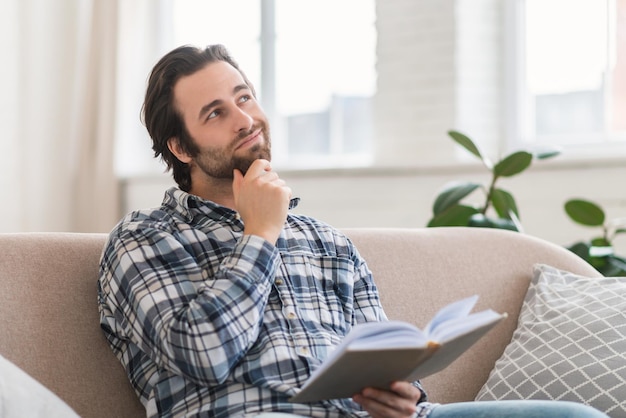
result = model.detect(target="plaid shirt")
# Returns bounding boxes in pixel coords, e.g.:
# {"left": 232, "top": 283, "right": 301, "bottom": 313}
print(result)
{"left": 98, "top": 187, "right": 434, "bottom": 417}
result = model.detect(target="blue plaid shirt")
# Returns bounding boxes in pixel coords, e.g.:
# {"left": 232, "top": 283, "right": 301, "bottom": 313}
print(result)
{"left": 98, "top": 187, "right": 434, "bottom": 417}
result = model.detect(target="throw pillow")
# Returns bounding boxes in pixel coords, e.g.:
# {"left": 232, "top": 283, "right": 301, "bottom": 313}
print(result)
{"left": 475, "top": 263, "right": 626, "bottom": 416}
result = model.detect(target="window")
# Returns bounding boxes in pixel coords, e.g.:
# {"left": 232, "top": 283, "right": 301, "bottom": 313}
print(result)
{"left": 171, "top": 0, "right": 261, "bottom": 91}
{"left": 172, "top": 0, "right": 376, "bottom": 169}
{"left": 511, "top": 0, "right": 626, "bottom": 154}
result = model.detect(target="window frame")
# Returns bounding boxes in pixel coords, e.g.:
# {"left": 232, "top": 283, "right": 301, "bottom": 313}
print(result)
{"left": 505, "top": 0, "right": 626, "bottom": 160}
{"left": 263, "top": 0, "right": 376, "bottom": 170}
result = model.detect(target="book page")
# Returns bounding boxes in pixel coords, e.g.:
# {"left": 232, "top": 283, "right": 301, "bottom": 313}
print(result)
{"left": 429, "top": 308, "right": 505, "bottom": 344}
{"left": 424, "top": 295, "right": 479, "bottom": 336}
{"left": 406, "top": 312, "right": 507, "bottom": 380}
{"left": 347, "top": 321, "right": 427, "bottom": 350}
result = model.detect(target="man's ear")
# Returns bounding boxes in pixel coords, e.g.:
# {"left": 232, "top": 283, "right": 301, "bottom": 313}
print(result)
{"left": 167, "top": 137, "right": 193, "bottom": 164}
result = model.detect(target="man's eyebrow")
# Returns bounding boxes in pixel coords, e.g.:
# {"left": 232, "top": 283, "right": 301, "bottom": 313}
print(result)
{"left": 198, "top": 99, "right": 221, "bottom": 121}
{"left": 197, "top": 83, "right": 251, "bottom": 121}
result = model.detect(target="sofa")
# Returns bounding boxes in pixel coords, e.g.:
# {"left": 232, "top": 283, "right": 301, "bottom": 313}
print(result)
{"left": 0, "top": 228, "right": 604, "bottom": 417}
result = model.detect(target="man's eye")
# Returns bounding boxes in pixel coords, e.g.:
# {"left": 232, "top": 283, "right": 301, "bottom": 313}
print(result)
{"left": 239, "top": 95, "right": 251, "bottom": 103}
{"left": 207, "top": 110, "right": 220, "bottom": 120}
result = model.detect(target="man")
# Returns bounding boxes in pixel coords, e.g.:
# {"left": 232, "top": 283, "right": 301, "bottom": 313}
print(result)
{"left": 98, "top": 44, "right": 608, "bottom": 418}
{"left": 99, "top": 44, "right": 427, "bottom": 418}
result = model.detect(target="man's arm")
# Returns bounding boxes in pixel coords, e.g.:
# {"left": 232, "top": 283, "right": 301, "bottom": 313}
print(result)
{"left": 100, "top": 159, "right": 293, "bottom": 388}
{"left": 99, "top": 223, "right": 280, "bottom": 387}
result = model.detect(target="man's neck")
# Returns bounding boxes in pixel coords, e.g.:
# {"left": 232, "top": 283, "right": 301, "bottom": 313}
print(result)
{"left": 188, "top": 178, "right": 236, "bottom": 210}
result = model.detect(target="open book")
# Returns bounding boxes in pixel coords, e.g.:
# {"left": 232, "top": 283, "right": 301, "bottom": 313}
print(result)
{"left": 289, "top": 295, "right": 506, "bottom": 403}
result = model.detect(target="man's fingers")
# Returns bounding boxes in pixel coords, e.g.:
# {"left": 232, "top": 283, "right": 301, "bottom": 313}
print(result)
{"left": 232, "top": 168, "right": 243, "bottom": 196}
{"left": 245, "top": 159, "right": 271, "bottom": 178}
{"left": 353, "top": 383, "right": 420, "bottom": 418}
{"left": 389, "top": 381, "right": 418, "bottom": 399}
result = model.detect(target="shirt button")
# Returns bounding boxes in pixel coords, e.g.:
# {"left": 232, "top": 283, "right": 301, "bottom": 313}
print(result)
{"left": 287, "top": 312, "right": 297, "bottom": 319}
{"left": 275, "top": 278, "right": 284, "bottom": 285}
{"left": 298, "top": 346, "right": 309, "bottom": 355}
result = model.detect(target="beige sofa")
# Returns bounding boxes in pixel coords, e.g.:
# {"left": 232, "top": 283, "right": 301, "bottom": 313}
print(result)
{"left": 0, "top": 228, "right": 600, "bottom": 418}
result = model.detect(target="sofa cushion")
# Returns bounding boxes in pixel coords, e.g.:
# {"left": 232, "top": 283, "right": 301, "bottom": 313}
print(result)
{"left": 475, "top": 264, "right": 626, "bottom": 416}
{"left": 0, "top": 353, "right": 79, "bottom": 417}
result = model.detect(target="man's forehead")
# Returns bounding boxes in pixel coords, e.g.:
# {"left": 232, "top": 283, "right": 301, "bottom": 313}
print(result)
{"left": 173, "top": 61, "right": 248, "bottom": 110}
{"left": 178, "top": 61, "right": 244, "bottom": 92}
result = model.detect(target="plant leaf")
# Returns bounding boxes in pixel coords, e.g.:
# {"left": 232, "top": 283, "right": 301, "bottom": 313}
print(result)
{"left": 590, "top": 255, "right": 610, "bottom": 273}
{"left": 491, "top": 188, "right": 519, "bottom": 219}
{"left": 596, "top": 255, "right": 626, "bottom": 276}
{"left": 591, "top": 236, "right": 611, "bottom": 247}
{"left": 564, "top": 199, "right": 605, "bottom": 226}
{"left": 508, "top": 209, "right": 524, "bottom": 233}
{"left": 493, "top": 151, "right": 533, "bottom": 178}
{"left": 488, "top": 217, "right": 521, "bottom": 232}
{"left": 533, "top": 146, "right": 562, "bottom": 160}
{"left": 589, "top": 245, "right": 614, "bottom": 258}
{"left": 467, "top": 213, "right": 491, "bottom": 228}
{"left": 468, "top": 214, "right": 519, "bottom": 231}
{"left": 567, "top": 241, "right": 592, "bottom": 262}
{"left": 432, "top": 182, "right": 481, "bottom": 215}
{"left": 606, "top": 255, "right": 626, "bottom": 276}
{"left": 427, "top": 204, "right": 479, "bottom": 227}
{"left": 448, "top": 130, "right": 493, "bottom": 169}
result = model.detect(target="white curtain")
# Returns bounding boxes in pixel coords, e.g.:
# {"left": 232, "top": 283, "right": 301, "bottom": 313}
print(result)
{"left": 0, "top": 0, "right": 118, "bottom": 232}
{"left": 69, "top": 0, "right": 121, "bottom": 233}
{"left": 0, "top": 0, "right": 170, "bottom": 233}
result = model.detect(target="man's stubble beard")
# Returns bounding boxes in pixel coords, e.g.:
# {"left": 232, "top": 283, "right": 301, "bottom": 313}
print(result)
{"left": 193, "top": 124, "right": 272, "bottom": 180}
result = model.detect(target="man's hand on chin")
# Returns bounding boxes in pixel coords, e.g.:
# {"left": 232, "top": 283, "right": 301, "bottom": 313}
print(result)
{"left": 232, "top": 159, "right": 292, "bottom": 244}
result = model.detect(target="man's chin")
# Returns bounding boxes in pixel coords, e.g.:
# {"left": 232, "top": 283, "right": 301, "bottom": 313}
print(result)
{"left": 233, "top": 150, "right": 271, "bottom": 176}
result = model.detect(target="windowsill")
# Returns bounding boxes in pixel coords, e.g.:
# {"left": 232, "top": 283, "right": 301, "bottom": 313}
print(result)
{"left": 276, "top": 149, "right": 626, "bottom": 178}
{"left": 118, "top": 144, "right": 626, "bottom": 182}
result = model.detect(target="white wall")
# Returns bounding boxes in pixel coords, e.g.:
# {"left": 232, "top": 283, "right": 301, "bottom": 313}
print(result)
{"left": 122, "top": 0, "right": 626, "bottom": 254}
{"left": 123, "top": 160, "right": 626, "bottom": 254}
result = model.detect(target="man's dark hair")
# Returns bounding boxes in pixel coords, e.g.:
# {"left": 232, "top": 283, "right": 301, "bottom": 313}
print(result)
{"left": 142, "top": 44, "right": 255, "bottom": 191}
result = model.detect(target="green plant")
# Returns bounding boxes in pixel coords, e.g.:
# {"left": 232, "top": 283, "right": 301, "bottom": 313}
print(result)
{"left": 564, "top": 198, "right": 626, "bottom": 276}
{"left": 427, "top": 130, "right": 560, "bottom": 231}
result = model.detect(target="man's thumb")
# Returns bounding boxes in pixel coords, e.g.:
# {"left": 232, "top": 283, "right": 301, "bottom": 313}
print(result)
{"left": 232, "top": 169, "right": 243, "bottom": 196}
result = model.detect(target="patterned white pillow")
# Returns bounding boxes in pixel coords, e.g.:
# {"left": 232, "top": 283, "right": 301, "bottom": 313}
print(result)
{"left": 475, "top": 264, "right": 626, "bottom": 416}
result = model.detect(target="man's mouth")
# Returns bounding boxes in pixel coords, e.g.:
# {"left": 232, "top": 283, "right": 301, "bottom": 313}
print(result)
{"left": 235, "top": 129, "right": 262, "bottom": 150}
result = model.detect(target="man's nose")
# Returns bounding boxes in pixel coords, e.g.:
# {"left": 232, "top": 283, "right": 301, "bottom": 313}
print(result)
{"left": 233, "top": 106, "right": 254, "bottom": 132}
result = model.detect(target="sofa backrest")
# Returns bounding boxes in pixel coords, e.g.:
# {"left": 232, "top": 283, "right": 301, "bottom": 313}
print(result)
{"left": 0, "top": 228, "right": 599, "bottom": 416}
{"left": 0, "top": 233, "right": 143, "bottom": 418}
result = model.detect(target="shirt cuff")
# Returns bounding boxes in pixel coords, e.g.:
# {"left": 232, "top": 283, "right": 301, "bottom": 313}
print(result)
{"left": 227, "top": 234, "right": 280, "bottom": 284}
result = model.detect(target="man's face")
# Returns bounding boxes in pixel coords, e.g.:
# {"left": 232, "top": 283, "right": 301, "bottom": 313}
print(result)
{"left": 172, "top": 61, "right": 271, "bottom": 179}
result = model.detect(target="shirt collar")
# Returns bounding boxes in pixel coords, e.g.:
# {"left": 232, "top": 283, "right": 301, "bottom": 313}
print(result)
{"left": 163, "top": 187, "right": 300, "bottom": 222}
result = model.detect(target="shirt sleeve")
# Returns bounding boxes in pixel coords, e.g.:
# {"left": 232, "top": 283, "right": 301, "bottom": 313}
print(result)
{"left": 99, "top": 226, "right": 280, "bottom": 387}
{"left": 412, "top": 380, "right": 429, "bottom": 403}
